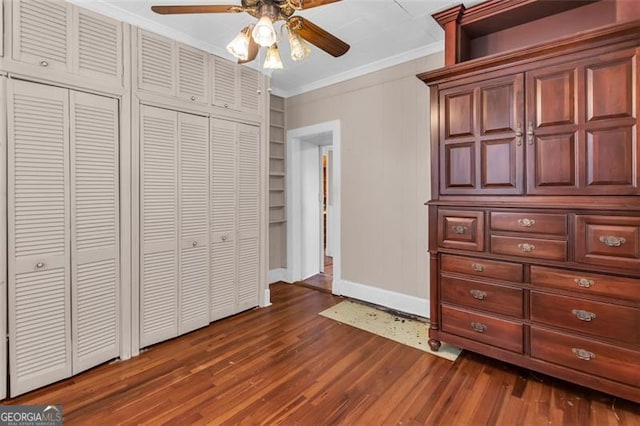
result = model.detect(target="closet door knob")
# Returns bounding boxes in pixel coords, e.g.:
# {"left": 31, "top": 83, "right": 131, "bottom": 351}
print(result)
{"left": 192, "top": 241, "right": 198, "bottom": 247}
{"left": 40, "top": 60, "right": 49, "bottom": 67}
{"left": 222, "top": 236, "right": 227, "bottom": 241}
{"left": 36, "top": 262, "right": 45, "bottom": 269}
{"left": 224, "top": 103, "right": 229, "bottom": 108}
{"left": 190, "top": 96, "right": 196, "bottom": 101}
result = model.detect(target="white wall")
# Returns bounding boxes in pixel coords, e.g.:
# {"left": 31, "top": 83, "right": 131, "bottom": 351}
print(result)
{"left": 286, "top": 53, "right": 441, "bottom": 313}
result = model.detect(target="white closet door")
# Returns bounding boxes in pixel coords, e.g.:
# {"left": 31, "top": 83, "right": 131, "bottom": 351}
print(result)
{"left": 240, "top": 67, "right": 261, "bottom": 114}
{"left": 211, "top": 56, "right": 238, "bottom": 110}
{"left": 7, "top": 80, "right": 71, "bottom": 397}
{"left": 140, "top": 105, "right": 178, "bottom": 347}
{"left": 178, "top": 113, "right": 210, "bottom": 333}
{"left": 177, "top": 44, "right": 208, "bottom": 104}
{"left": 138, "top": 30, "right": 176, "bottom": 96}
{"left": 70, "top": 92, "right": 119, "bottom": 373}
{"left": 210, "top": 118, "right": 237, "bottom": 320}
{"left": 0, "top": 77, "right": 7, "bottom": 400}
{"left": 237, "top": 123, "right": 260, "bottom": 310}
{"left": 75, "top": 7, "right": 123, "bottom": 83}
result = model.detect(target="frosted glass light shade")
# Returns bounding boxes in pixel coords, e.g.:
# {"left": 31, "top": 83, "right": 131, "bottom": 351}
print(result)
{"left": 226, "top": 29, "right": 250, "bottom": 60}
{"left": 252, "top": 15, "right": 277, "bottom": 47}
{"left": 288, "top": 30, "right": 311, "bottom": 61}
{"left": 263, "top": 44, "right": 283, "bottom": 69}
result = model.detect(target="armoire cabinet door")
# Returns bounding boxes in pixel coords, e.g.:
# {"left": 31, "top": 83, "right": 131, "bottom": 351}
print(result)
{"left": 177, "top": 44, "right": 208, "bottom": 104}
{"left": 210, "top": 118, "right": 237, "bottom": 321}
{"left": 70, "top": 92, "right": 119, "bottom": 374}
{"left": 138, "top": 30, "right": 176, "bottom": 96}
{"left": 7, "top": 80, "right": 72, "bottom": 397}
{"left": 140, "top": 105, "right": 178, "bottom": 347}
{"left": 440, "top": 73, "right": 524, "bottom": 195}
{"left": 237, "top": 124, "right": 260, "bottom": 310}
{"left": 178, "top": 113, "right": 210, "bottom": 333}
{"left": 12, "top": 0, "right": 73, "bottom": 72}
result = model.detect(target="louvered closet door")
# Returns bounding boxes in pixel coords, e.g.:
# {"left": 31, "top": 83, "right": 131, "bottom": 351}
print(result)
{"left": 13, "top": 0, "right": 73, "bottom": 72}
{"left": 240, "top": 67, "right": 261, "bottom": 114}
{"left": 7, "top": 80, "right": 71, "bottom": 397}
{"left": 140, "top": 106, "right": 178, "bottom": 347}
{"left": 70, "top": 92, "right": 119, "bottom": 374}
{"left": 237, "top": 124, "right": 260, "bottom": 310}
{"left": 211, "top": 56, "right": 238, "bottom": 110}
{"left": 210, "top": 118, "right": 237, "bottom": 321}
{"left": 178, "top": 113, "right": 210, "bottom": 333}
{"left": 75, "top": 8, "right": 123, "bottom": 83}
{"left": 178, "top": 44, "right": 208, "bottom": 104}
{"left": 138, "top": 30, "right": 176, "bottom": 96}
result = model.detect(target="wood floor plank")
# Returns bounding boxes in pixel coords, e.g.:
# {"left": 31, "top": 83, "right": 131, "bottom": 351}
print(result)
{"left": 4, "top": 282, "right": 640, "bottom": 425}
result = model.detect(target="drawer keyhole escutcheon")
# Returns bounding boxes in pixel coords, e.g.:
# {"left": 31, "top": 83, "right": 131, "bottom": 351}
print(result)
{"left": 517, "top": 218, "right": 535, "bottom": 227}
{"left": 575, "top": 278, "right": 595, "bottom": 288}
{"left": 517, "top": 243, "right": 535, "bottom": 252}
{"left": 471, "top": 263, "right": 484, "bottom": 272}
{"left": 470, "top": 289, "right": 486, "bottom": 300}
{"left": 599, "top": 236, "right": 626, "bottom": 247}
{"left": 470, "top": 322, "right": 487, "bottom": 333}
{"left": 452, "top": 225, "right": 467, "bottom": 234}
{"left": 572, "top": 309, "right": 596, "bottom": 322}
{"left": 572, "top": 348, "right": 596, "bottom": 361}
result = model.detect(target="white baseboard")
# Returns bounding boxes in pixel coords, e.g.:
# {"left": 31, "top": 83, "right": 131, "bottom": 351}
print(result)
{"left": 261, "top": 288, "right": 272, "bottom": 307}
{"left": 269, "top": 268, "right": 288, "bottom": 284}
{"left": 333, "top": 279, "right": 430, "bottom": 318}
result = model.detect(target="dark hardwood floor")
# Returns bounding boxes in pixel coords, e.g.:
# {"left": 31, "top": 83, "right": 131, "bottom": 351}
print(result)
{"left": 295, "top": 256, "right": 333, "bottom": 293}
{"left": 5, "top": 283, "right": 640, "bottom": 425}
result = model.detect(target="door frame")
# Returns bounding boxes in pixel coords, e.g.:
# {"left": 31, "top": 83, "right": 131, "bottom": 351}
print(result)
{"left": 286, "top": 120, "right": 341, "bottom": 289}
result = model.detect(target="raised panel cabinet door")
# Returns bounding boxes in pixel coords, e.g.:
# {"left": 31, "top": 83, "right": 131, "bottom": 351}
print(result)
{"left": 70, "top": 92, "right": 119, "bottom": 374}
{"left": 7, "top": 80, "right": 71, "bottom": 397}
{"left": 240, "top": 66, "right": 261, "bottom": 114}
{"left": 140, "top": 105, "right": 178, "bottom": 347}
{"left": 439, "top": 74, "right": 524, "bottom": 195}
{"left": 177, "top": 44, "right": 209, "bottom": 104}
{"left": 13, "top": 0, "right": 73, "bottom": 72}
{"left": 210, "top": 118, "right": 237, "bottom": 320}
{"left": 237, "top": 124, "right": 260, "bottom": 310}
{"left": 178, "top": 113, "right": 210, "bottom": 333}
{"left": 74, "top": 8, "right": 123, "bottom": 83}
{"left": 138, "top": 29, "right": 176, "bottom": 96}
{"left": 211, "top": 56, "right": 239, "bottom": 110}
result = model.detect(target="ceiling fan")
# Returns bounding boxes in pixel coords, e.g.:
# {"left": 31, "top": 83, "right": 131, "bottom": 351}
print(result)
{"left": 151, "top": 0, "right": 350, "bottom": 69}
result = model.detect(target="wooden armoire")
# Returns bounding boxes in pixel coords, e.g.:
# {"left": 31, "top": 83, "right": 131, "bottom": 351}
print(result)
{"left": 419, "top": 0, "right": 640, "bottom": 403}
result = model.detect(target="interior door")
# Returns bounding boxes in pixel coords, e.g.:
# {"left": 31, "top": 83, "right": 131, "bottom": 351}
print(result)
{"left": 70, "top": 91, "right": 120, "bottom": 373}
{"left": 7, "top": 80, "right": 72, "bottom": 397}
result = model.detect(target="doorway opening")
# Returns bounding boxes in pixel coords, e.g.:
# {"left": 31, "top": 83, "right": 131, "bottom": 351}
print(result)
{"left": 286, "top": 121, "right": 341, "bottom": 294}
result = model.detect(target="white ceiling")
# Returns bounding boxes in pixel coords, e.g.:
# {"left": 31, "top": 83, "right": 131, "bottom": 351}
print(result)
{"left": 70, "top": 0, "right": 481, "bottom": 97}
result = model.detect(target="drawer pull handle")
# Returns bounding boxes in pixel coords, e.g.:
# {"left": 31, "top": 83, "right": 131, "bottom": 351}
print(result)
{"left": 36, "top": 262, "right": 45, "bottom": 269}
{"left": 517, "top": 218, "right": 535, "bottom": 227}
{"left": 515, "top": 123, "right": 523, "bottom": 146}
{"left": 574, "top": 278, "right": 595, "bottom": 288}
{"left": 451, "top": 225, "right": 467, "bottom": 234}
{"left": 572, "top": 309, "right": 596, "bottom": 322}
{"left": 470, "top": 289, "right": 486, "bottom": 300}
{"left": 517, "top": 243, "right": 535, "bottom": 252}
{"left": 572, "top": 348, "right": 596, "bottom": 361}
{"left": 470, "top": 322, "right": 487, "bottom": 333}
{"left": 471, "top": 263, "right": 484, "bottom": 272}
{"left": 599, "top": 236, "right": 626, "bottom": 247}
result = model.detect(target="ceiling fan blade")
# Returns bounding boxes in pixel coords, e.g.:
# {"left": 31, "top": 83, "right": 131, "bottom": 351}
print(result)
{"left": 238, "top": 34, "right": 259, "bottom": 65}
{"left": 294, "top": 0, "right": 341, "bottom": 10}
{"left": 151, "top": 5, "right": 242, "bottom": 15}
{"left": 289, "top": 16, "right": 349, "bottom": 58}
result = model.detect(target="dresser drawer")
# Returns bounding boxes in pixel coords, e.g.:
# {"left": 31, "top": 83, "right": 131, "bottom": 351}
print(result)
{"left": 440, "top": 254, "right": 523, "bottom": 282}
{"left": 490, "top": 212, "right": 566, "bottom": 235}
{"left": 531, "top": 266, "right": 640, "bottom": 302}
{"left": 491, "top": 235, "right": 567, "bottom": 261}
{"left": 531, "top": 327, "right": 640, "bottom": 387}
{"left": 441, "top": 305, "right": 523, "bottom": 353}
{"left": 531, "top": 292, "right": 640, "bottom": 345}
{"left": 441, "top": 276, "right": 523, "bottom": 317}
{"left": 438, "top": 209, "right": 485, "bottom": 251}
{"left": 575, "top": 215, "right": 640, "bottom": 271}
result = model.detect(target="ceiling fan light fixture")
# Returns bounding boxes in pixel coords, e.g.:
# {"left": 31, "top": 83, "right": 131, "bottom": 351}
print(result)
{"left": 252, "top": 14, "right": 277, "bottom": 47}
{"left": 226, "top": 26, "right": 251, "bottom": 60}
{"left": 288, "top": 29, "right": 311, "bottom": 61}
{"left": 263, "top": 43, "right": 284, "bottom": 69}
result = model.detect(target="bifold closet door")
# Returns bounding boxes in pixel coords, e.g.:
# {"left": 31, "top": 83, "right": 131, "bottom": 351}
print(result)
{"left": 178, "top": 113, "right": 210, "bottom": 334}
{"left": 70, "top": 92, "right": 119, "bottom": 373}
{"left": 140, "top": 105, "right": 178, "bottom": 347}
{"left": 237, "top": 124, "right": 260, "bottom": 310}
{"left": 8, "top": 80, "right": 72, "bottom": 397}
